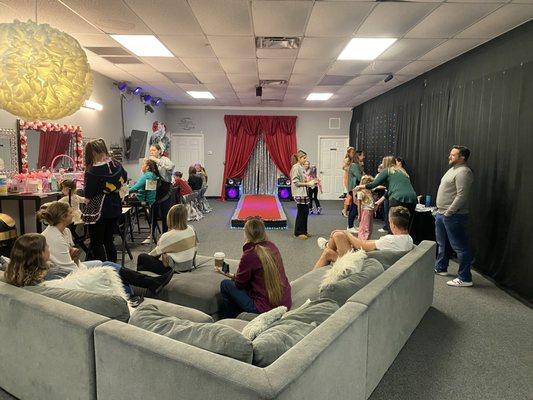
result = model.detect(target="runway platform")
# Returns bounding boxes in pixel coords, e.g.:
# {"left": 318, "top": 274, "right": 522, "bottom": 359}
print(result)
{"left": 230, "top": 194, "right": 287, "bottom": 229}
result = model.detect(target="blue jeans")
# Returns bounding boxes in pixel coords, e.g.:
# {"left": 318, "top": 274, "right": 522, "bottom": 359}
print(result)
{"left": 382, "top": 197, "right": 390, "bottom": 232}
{"left": 435, "top": 213, "right": 473, "bottom": 282}
{"left": 220, "top": 279, "right": 258, "bottom": 319}
{"left": 84, "top": 260, "right": 133, "bottom": 295}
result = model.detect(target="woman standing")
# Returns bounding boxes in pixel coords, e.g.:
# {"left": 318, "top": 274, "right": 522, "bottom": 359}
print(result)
{"left": 148, "top": 144, "right": 174, "bottom": 233}
{"left": 83, "top": 139, "right": 127, "bottom": 262}
{"left": 217, "top": 218, "right": 291, "bottom": 318}
{"left": 356, "top": 155, "right": 417, "bottom": 230}
{"left": 304, "top": 160, "right": 322, "bottom": 215}
{"left": 341, "top": 147, "right": 355, "bottom": 215}
{"left": 290, "top": 150, "right": 315, "bottom": 239}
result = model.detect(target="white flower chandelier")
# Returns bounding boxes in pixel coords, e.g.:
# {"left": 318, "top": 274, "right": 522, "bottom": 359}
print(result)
{"left": 0, "top": 19, "right": 93, "bottom": 120}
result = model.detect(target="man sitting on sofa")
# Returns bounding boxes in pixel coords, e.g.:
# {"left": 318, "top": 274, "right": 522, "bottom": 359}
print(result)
{"left": 313, "top": 206, "right": 414, "bottom": 269}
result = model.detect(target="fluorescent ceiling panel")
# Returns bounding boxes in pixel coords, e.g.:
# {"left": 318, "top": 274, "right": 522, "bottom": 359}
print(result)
{"left": 187, "top": 91, "right": 215, "bottom": 99}
{"left": 338, "top": 38, "right": 397, "bottom": 60}
{"left": 111, "top": 35, "right": 173, "bottom": 57}
{"left": 306, "top": 93, "right": 333, "bottom": 101}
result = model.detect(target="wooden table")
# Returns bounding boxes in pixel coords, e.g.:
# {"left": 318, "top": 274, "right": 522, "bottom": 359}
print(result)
{"left": 0, "top": 192, "right": 61, "bottom": 234}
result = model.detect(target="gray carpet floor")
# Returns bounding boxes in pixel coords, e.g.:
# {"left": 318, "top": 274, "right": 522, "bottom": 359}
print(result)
{"left": 1, "top": 199, "right": 531, "bottom": 400}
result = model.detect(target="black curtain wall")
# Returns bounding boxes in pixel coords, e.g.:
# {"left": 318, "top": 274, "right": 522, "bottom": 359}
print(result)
{"left": 350, "top": 22, "right": 533, "bottom": 303}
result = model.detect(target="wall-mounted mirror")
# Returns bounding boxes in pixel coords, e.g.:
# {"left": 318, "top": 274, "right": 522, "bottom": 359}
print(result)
{"left": 0, "top": 128, "right": 20, "bottom": 175}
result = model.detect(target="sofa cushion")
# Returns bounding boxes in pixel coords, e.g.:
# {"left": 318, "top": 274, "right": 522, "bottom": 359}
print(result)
{"left": 215, "top": 318, "right": 248, "bottom": 332}
{"left": 290, "top": 266, "right": 331, "bottom": 308}
{"left": 25, "top": 285, "right": 130, "bottom": 322}
{"left": 318, "top": 259, "right": 384, "bottom": 305}
{"left": 129, "top": 303, "right": 253, "bottom": 363}
{"left": 142, "top": 298, "right": 214, "bottom": 323}
{"left": 241, "top": 306, "right": 287, "bottom": 340}
{"left": 252, "top": 319, "right": 316, "bottom": 367}
{"left": 281, "top": 298, "right": 339, "bottom": 326}
{"left": 366, "top": 249, "right": 411, "bottom": 270}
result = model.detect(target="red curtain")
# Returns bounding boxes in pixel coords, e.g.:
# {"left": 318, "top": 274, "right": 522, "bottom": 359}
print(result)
{"left": 37, "top": 131, "right": 72, "bottom": 169}
{"left": 221, "top": 115, "right": 297, "bottom": 199}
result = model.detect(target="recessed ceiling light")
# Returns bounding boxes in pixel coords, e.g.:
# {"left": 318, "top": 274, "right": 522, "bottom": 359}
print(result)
{"left": 338, "top": 38, "right": 397, "bottom": 61}
{"left": 306, "top": 93, "right": 333, "bottom": 101}
{"left": 110, "top": 35, "right": 173, "bottom": 57}
{"left": 187, "top": 91, "right": 215, "bottom": 99}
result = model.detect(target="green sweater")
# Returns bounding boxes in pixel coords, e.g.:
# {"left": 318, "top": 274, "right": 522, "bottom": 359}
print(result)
{"left": 348, "top": 163, "right": 363, "bottom": 191}
{"left": 129, "top": 171, "right": 158, "bottom": 205}
{"left": 366, "top": 168, "right": 417, "bottom": 203}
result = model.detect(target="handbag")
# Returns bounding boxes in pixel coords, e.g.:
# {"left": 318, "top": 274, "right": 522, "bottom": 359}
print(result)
{"left": 81, "top": 193, "right": 106, "bottom": 224}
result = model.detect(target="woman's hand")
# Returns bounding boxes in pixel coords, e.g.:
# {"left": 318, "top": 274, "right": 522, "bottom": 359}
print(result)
{"left": 215, "top": 266, "right": 234, "bottom": 279}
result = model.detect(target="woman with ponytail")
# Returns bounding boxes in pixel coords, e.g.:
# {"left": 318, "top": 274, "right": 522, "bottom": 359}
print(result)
{"left": 290, "top": 150, "right": 316, "bottom": 239}
{"left": 217, "top": 218, "right": 291, "bottom": 318}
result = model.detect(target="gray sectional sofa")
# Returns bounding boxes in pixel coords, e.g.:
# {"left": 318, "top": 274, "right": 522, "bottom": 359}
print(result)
{"left": 0, "top": 241, "right": 436, "bottom": 400}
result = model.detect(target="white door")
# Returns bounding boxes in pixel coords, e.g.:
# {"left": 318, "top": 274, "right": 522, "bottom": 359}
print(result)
{"left": 170, "top": 134, "right": 204, "bottom": 177}
{"left": 318, "top": 136, "right": 349, "bottom": 200}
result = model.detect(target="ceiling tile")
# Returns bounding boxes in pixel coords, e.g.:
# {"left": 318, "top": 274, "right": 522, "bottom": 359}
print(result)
{"left": 292, "top": 59, "right": 332, "bottom": 75}
{"left": 259, "top": 74, "right": 291, "bottom": 81}
{"left": 181, "top": 58, "right": 225, "bottom": 73}
{"left": 90, "top": 64, "right": 138, "bottom": 82}
{"left": 141, "top": 57, "right": 190, "bottom": 72}
{"left": 163, "top": 72, "right": 199, "bottom": 84}
{"left": 405, "top": 3, "right": 501, "bottom": 38}
{"left": 227, "top": 74, "right": 259, "bottom": 85}
{"left": 396, "top": 60, "right": 441, "bottom": 76}
{"left": 456, "top": 4, "right": 533, "bottom": 38}
{"left": 232, "top": 83, "right": 257, "bottom": 93}
{"left": 356, "top": 3, "right": 438, "bottom": 37}
{"left": 194, "top": 73, "right": 231, "bottom": 85}
{"left": 123, "top": 0, "right": 203, "bottom": 35}
{"left": 208, "top": 36, "right": 256, "bottom": 58}
{"left": 160, "top": 36, "right": 215, "bottom": 58}
{"left": 361, "top": 60, "right": 410, "bottom": 74}
{"left": 102, "top": 56, "right": 142, "bottom": 64}
{"left": 177, "top": 83, "right": 208, "bottom": 92}
{"left": 86, "top": 47, "right": 132, "bottom": 56}
{"left": 289, "top": 74, "right": 323, "bottom": 86}
{"left": 346, "top": 74, "right": 390, "bottom": 87}
{"left": 335, "top": 85, "right": 371, "bottom": 97}
{"left": 305, "top": 2, "right": 374, "bottom": 37}
{"left": 262, "top": 87, "right": 286, "bottom": 100}
{"left": 219, "top": 59, "right": 258, "bottom": 74}
{"left": 25, "top": 0, "right": 102, "bottom": 34}
{"left": 60, "top": 0, "right": 152, "bottom": 34}
{"left": 378, "top": 39, "right": 445, "bottom": 61}
{"left": 258, "top": 59, "right": 295, "bottom": 76}
{"left": 318, "top": 75, "right": 355, "bottom": 86}
{"left": 328, "top": 60, "right": 372, "bottom": 76}
{"left": 189, "top": 0, "right": 252, "bottom": 35}
{"left": 70, "top": 34, "right": 119, "bottom": 48}
{"left": 418, "top": 39, "right": 484, "bottom": 61}
{"left": 298, "top": 37, "right": 350, "bottom": 60}
{"left": 252, "top": 1, "right": 313, "bottom": 36}
{"left": 256, "top": 49, "right": 298, "bottom": 59}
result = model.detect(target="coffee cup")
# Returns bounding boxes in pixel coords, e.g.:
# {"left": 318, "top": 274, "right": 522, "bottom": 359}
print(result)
{"left": 214, "top": 252, "right": 225, "bottom": 269}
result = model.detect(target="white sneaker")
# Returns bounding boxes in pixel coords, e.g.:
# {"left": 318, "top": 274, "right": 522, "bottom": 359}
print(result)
{"left": 446, "top": 278, "right": 473, "bottom": 287}
{"left": 378, "top": 228, "right": 388, "bottom": 233}
{"left": 142, "top": 237, "right": 152, "bottom": 245}
{"left": 317, "top": 237, "right": 328, "bottom": 250}
{"left": 347, "top": 227, "right": 358, "bottom": 234}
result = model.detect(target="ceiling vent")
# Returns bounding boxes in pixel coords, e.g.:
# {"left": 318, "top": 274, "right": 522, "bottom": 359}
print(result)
{"left": 256, "top": 37, "right": 300, "bottom": 50}
{"left": 259, "top": 79, "right": 288, "bottom": 87}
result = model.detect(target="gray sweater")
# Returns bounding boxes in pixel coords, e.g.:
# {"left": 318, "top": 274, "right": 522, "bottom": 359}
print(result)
{"left": 436, "top": 163, "right": 474, "bottom": 216}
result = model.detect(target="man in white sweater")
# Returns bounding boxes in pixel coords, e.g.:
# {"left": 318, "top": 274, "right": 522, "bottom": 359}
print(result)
{"left": 435, "top": 145, "right": 474, "bottom": 287}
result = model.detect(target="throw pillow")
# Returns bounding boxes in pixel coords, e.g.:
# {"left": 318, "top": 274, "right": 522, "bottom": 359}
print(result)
{"left": 320, "top": 250, "right": 367, "bottom": 290}
{"left": 319, "top": 258, "right": 384, "bottom": 305}
{"left": 252, "top": 319, "right": 316, "bottom": 367}
{"left": 366, "top": 249, "right": 412, "bottom": 270}
{"left": 281, "top": 298, "right": 338, "bottom": 326}
{"left": 25, "top": 286, "right": 130, "bottom": 322}
{"left": 241, "top": 306, "right": 287, "bottom": 341}
{"left": 129, "top": 304, "right": 253, "bottom": 363}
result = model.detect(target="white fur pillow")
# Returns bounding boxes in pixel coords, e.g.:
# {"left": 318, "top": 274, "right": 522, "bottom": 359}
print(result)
{"left": 42, "top": 266, "right": 128, "bottom": 300}
{"left": 241, "top": 306, "right": 287, "bottom": 341}
{"left": 319, "top": 250, "right": 367, "bottom": 290}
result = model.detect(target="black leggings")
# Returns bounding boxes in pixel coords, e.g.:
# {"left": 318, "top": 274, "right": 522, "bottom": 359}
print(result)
{"left": 88, "top": 218, "right": 118, "bottom": 263}
{"left": 307, "top": 187, "right": 321, "bottom": 209}
{"left": 137, "top": 253, "right": 167, "bottom": 274}
{"left": 388, "top": 199, "right": 416, "bottom": 232}
{"left": 294, "top": 203, "right": 309, "bottom": 236}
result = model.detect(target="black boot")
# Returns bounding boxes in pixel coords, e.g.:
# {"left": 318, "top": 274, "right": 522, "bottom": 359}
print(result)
{"left": 119, "top": 267, "right": 174, "bottom": 295}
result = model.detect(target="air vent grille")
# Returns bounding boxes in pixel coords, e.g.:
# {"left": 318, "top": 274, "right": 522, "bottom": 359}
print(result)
{"left": 256, "top": 37, "right": 300, "bottom": 50}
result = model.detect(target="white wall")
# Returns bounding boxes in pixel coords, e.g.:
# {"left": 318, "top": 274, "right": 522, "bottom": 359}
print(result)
{"left": 166, "top": 107, "right": 352, "bottom": 197}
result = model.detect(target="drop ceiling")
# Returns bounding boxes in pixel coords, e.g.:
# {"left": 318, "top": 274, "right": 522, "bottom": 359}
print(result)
{"left": 1, "top": 0, "right": 532, "bottom": 108}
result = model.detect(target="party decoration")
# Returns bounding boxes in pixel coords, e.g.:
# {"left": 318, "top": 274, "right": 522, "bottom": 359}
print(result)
{"left": 0, "top": 20, "right": 93, "bottom": 119}
{"left": 149, "top": 121, "right": 170, "bottom": 157}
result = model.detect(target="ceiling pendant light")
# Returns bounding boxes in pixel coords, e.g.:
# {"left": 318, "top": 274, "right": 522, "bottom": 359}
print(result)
{"left": 0, "top": 19, "right": 93, "bottom": 120}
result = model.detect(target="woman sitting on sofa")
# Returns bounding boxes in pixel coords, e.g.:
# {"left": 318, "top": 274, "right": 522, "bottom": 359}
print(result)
{"left": 38, "top": 201, "right": 173, "bottom": 296}
{"left": 217, "top": 218, "right": 291, "bottom": 318}
{"left": 137, "top": 204, "right": 197, "bottom": 274}
{"left": 313, "top": 206, "right": 414, "bottom": 270}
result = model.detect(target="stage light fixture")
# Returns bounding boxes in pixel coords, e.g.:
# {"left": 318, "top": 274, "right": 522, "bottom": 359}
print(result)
{"left": 117, "top": 82, "right": 128, "bottom": 92}
{"left": 278, "top": 187, "right": 291, "bottom": 200}
{"left": 144, "top": 104, "right": 154, "bottom": 114}
{"left": 153, "top": 98, "right": 162, "bottom": 107}
{"left": 384, "top": 74, "right": 393, "bottom": 83}
{"left": 141, "top": 94, "right": 152, "bottom": 103}
{"left": 132, "top": 87, "right": 142, "bottom": 96}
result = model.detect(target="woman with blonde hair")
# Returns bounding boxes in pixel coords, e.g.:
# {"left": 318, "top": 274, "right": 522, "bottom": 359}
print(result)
{"left": 356, "top": 155, "right": 417, "bottom": 229}
{"left": 217, "top": 218, "right": 291, "bottom": 318}
{"left": 290, "top": 150, "right": 316, "bottom": 239}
